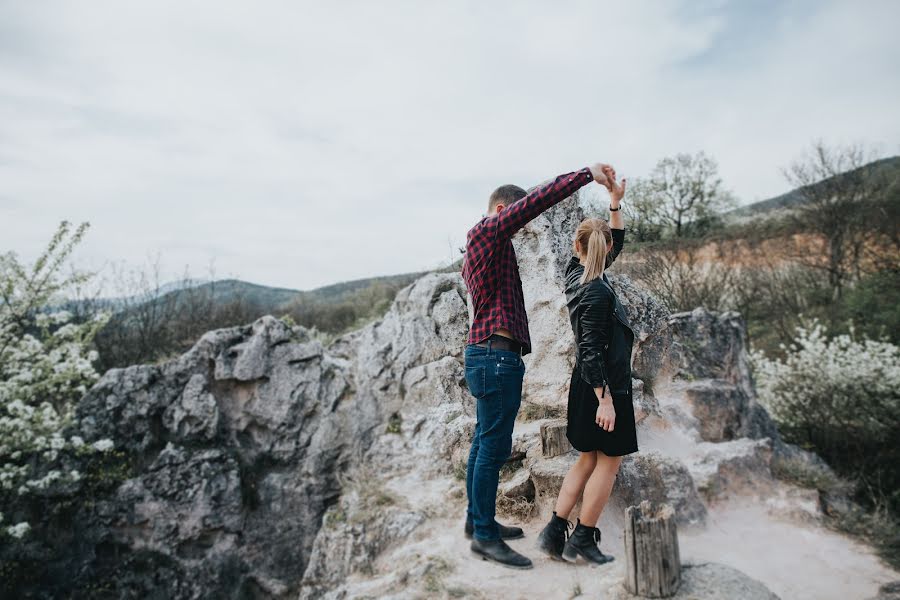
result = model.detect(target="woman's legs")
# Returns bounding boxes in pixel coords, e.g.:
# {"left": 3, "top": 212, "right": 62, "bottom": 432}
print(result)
{"left": 579, "top": 452, "right": 622, "bottom": 527}
{"left": 554, "top": 451, "right": 597, "bottom": 518}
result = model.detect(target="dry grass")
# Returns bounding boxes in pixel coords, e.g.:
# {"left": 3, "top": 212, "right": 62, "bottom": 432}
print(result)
{"left": 519, "top": 401, "right": 565, "bottom": 422}
{"left": 495, "top": 493, "right": 535, "bottom": 521}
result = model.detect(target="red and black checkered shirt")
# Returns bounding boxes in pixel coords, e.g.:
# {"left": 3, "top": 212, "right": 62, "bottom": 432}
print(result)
{"left": 462, "top": 167, "right": 595, "bottom": 355}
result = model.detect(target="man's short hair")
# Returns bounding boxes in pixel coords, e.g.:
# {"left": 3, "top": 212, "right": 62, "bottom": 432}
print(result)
{"left": 488, "top": 184, "right": 526, "bottom": 212}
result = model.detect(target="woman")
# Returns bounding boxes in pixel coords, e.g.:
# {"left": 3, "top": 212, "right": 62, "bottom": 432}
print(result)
{"left": 537, "top": 172, "right": 637, "bottom": 565}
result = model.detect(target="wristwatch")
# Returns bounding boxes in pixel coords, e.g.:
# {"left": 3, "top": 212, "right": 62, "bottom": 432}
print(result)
{"left": 609, "top": 205, "right": 621, "bottom": 212}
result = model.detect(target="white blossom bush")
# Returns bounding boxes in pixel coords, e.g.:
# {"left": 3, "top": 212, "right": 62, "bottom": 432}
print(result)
{"left": 751, "top": 319, "right": 900, "bottom": 516}
{"left": 0, "top": 222, "right": 112, "bottom": 539}
{"left": 751, "top": 320, "right": 900, "bottom": 440}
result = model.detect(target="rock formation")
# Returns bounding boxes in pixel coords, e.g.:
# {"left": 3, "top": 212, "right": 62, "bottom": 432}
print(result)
{"left": 9, "top": 186, "right": 895, "bottom": 599}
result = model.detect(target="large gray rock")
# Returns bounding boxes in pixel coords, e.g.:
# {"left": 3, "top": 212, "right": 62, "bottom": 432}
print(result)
{"left": 615, "top": 451, "right": 708, "bottom": 526}
{"left": 23, "top": 272, "right": 475, "bottom": 598}
{"left": 610, "top": 562, "right": 781, "bottom": 600}
{"left": 72, "top": 317, "right": 358, "bottom": 597}
{"left": 868, "top": 581, "right": 900, "bottom": 600}
{"left": 683, "top": 379, "right": 749, "bottom": 442}
{"left": 667, "top": 308, "right": 778, "bottom": 441}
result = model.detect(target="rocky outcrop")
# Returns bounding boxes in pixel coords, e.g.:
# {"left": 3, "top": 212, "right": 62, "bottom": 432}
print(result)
{"left": 11, "top": 269, "right": 472, "bottom": 598}
{"left": 72, "top": 317, "right": 361, "bottom": 597}
{"left": 665, "top": 308, "right": 777, "bottom": 441}
{"left": 868, "top": 581, "right": 900, "bottom": 600}
{"left": 9, "top": 185, "right": 856, "bottom": 599}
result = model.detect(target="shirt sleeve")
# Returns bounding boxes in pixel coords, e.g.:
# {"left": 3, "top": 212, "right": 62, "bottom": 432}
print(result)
{"left": 476, "top": 168, "right": 594, "bottom": 242}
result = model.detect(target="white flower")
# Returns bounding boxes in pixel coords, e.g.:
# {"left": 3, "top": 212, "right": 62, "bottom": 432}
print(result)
{"left": 92, "top": 439, "right": 114, "bottom": 452}
{"left": 51, "top": 310, "right": 72, "bottom": 325}
{"left": 6, "top": 521, "right": 31, "bottom": 539}
{"left": 751, "top": 320, "right": 899, "bottom": 437}
{"left": 69, "top": 436, "right": 85, "bottom": 448}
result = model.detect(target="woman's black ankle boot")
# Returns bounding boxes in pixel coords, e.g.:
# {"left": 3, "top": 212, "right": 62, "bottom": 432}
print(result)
{"left": 536, "top": 511, "right": 572, "bottom": 560}
{"left": 562, "top": 519, "right": 614, "bottom": 565}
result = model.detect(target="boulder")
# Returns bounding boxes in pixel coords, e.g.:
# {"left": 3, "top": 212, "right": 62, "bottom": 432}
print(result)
{"left": 615, "top": 451, "right": 708, "bottom": 526}
{"left": 683, "top": 379, "right": 748, "bottom": 442}
{"left": 610, "top": 562, "right": 781, "bottom": 600}
{"left": 666, "top": 308, "right": 778, "bottom": 440}
{"left": 867, "top": 581, "right": 900, "bottom": 600}
{"left": 499, "top": 469, "right": 535, "bottom": 501}
{"left": 530, "top": 453, "right": 579, "bottom": 516}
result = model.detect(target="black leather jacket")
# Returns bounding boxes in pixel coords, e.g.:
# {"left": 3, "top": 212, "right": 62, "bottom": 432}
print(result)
{"left": 564, "top": 231, "right": 635, "bottom": 395}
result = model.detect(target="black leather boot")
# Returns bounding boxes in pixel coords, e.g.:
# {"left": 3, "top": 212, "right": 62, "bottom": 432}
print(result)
{"left": 470, "top": 538, "right": 533, "bottom": 569}
{"left": 562, "top": 520, "right": 614, "bottom": 565}
{"left": 536, "top": 511, "right": 572, "bottom": 560}
{"left": 465, "top": 518, "right": 524, "bottom": 540}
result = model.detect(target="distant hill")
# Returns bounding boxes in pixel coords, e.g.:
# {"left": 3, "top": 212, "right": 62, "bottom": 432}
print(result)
{"left": 723, "top": 155, "right": 900, "bottom": 223}
{"left": 88, "top": 271, "right": 428, "bottom": 317}
{"left": 88, "top": 269, "right": 432, "bottom": 369}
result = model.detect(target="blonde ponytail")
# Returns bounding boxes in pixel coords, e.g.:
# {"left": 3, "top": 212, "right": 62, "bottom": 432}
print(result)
{"left": 575, "top": 218, "right": 613, "bottom": 285}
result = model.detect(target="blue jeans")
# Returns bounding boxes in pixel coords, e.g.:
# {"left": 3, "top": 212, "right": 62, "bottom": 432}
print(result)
{"left": 464, "top": 343, "right": 525, "bottom": 541}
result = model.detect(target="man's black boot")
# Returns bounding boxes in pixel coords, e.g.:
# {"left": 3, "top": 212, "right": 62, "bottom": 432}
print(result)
{"left": 465, "top": 518, "right": 524, "bottom": 540}
{"left": 562, "top": 520, "right": 614, "bottom": 565}
{"left": 470, "top": 537, "right": 533, "bottom": 569}
{"left": 536, "top": 511, "right": 572, "bottom": 560}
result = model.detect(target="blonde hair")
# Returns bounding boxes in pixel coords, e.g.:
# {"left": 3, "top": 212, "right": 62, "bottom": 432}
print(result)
{"left": 574, "top": 218, "right": 613, "bottom": 285}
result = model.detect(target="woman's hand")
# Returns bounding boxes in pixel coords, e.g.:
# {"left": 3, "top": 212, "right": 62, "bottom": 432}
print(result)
{"left": 594, "top": 388, "right": 616, "bottom": 432}
{"left": 602, "top": 166, "right": 627, "bottom": 207}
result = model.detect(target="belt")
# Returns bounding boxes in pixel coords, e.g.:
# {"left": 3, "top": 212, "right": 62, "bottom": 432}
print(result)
{"left": 475, "top": 334, "right": 524, "bottom": 355}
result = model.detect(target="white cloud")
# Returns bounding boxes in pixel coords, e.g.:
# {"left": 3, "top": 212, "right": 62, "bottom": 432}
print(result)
{"left": 0, "top": 0, "right": 898, "bottom": 289}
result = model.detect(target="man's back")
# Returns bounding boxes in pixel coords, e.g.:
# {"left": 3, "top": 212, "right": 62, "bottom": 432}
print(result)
{"left": 462, "top": 167, "right": 595, "bottom": 354}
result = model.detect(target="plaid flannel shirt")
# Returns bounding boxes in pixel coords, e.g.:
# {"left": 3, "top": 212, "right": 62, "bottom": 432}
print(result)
{"left": 461, "top": 167, "right": 595, "bottom": 355}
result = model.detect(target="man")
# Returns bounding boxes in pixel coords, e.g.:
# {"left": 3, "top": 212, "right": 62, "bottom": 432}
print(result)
{"left": 461, "top": 163, "right": 615, "bottom": 568}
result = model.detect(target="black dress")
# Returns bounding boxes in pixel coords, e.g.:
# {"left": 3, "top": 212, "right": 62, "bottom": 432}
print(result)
{"left": 566, "top": 364, "right": 638, "bottom": 456}
{"left": 563, "top": 234, "right": 639, "bottom": 457}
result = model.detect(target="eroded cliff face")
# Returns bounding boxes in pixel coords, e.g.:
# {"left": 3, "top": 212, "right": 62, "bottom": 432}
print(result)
{"left": 18, "top": 187, "right": 884, "bottom": 599}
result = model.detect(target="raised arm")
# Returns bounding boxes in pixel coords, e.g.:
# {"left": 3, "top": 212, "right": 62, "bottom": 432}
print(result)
{"left": 604, "top": 168, "right": 627, "bottom": 267}
{"left": 489, "top": 164, "right": 612, "bottom": 241}
{"left": 495, "top": 169, "right": 592, "bottom": 239}
{"left": 603, "top": 166, "right": 626, "bottom": 231}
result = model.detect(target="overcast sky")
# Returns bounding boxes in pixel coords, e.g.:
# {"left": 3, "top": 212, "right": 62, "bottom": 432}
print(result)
{"left": 2, "top": 1, "right": 898, "bottom": 291}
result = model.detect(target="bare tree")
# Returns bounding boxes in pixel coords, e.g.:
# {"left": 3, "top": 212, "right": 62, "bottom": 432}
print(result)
{"left": 91, "top": 258, "right": 258, "bottom": 369}
{"left": 643, "top": 152, "right": 735, "bottom": 238}
{"left": 621, "top": 178, "right": 665, "bottom": 242}
{"left": 784, "top": 142, "right": 893, "bottom": 300}
{"left": 860, "top": 169, "right": 900, "bottom": 276}
{"left": 94, "top": 256, "right": 179, "bottom": 368}
{"left": 631, "top": 242, "right": 736, "bottom": 312}
{"left": 731, "top": 259, "right": 826, "bottom": 351}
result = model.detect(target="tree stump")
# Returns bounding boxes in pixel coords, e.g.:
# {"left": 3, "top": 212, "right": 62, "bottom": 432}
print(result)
{"left": 624, "top": 501, "right": 681, "bottom": 598}
{"left": 540, "top": 419, "right": 572, "bottom": 458}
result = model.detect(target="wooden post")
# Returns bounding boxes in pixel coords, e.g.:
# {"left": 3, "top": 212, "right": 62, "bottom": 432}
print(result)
{"left": 624, "top": 501, "right": 681, "bottom": 598}
{"left": 540, "top": 419, "right": 572, "bottom": 458}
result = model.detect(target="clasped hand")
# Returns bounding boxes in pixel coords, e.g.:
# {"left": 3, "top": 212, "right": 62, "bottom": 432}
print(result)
{"left": 589, "top": 163, "right": 627, "bottom": 205}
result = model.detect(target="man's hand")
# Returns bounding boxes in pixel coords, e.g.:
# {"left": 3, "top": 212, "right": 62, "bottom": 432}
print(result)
{"left": 603, "top": 166, "right": 626, "bottom": 206}
{"left": 589, "top": 163, "right": 613, "bottom": 190}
